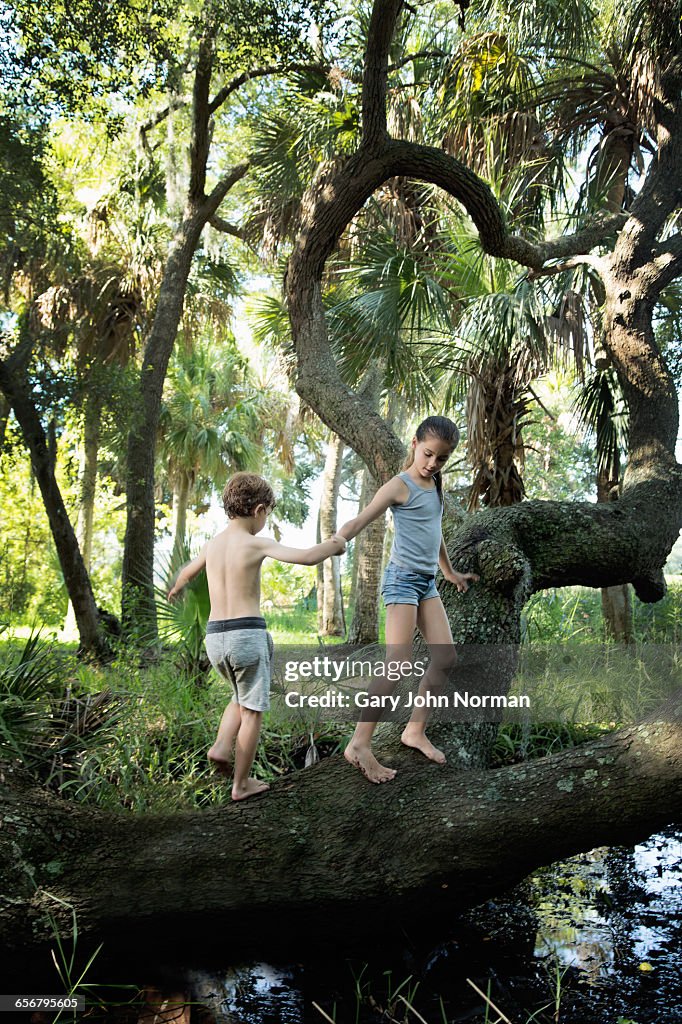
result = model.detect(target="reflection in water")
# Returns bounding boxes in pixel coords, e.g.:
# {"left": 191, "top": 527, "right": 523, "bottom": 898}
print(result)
{"left": 184, "top": 830, "right": 681, "bottom": 1024}
{"left": 532, "top": 829, "right": 682, "bottom": 1020}
{"left": 187, "top": 963, "right": 303, "bottom": 1024}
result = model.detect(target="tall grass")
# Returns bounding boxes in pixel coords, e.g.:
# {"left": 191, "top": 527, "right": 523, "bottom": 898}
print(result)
{"left": 522, "top": 579, "right": 682, "bottom": 643}
{"left": 2, "top": 581, "right": 679, "bottom": 810}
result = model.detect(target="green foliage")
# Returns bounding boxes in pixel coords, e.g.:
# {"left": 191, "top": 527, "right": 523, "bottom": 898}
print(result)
{"left": 573, "top": 368, "right": 628, "bottom": 479}
{"left": 260, "top": 561, "right": 317, "bottom": 614}
{"left": 523, "top": 580, "right": 682, "bottom": 643}
{"left": 0, "top": 425, "right": 127, "bottom": 625}
{"left": 274, "top": 456, "right": 318, "bottom": 528}
{"left": 0, "top": 630, "right": 123, "bottom": 785}
{"left": 0, "top": 109, "right": 61, "bottom": 292}
{"left": 2, "top": 0, "right": 179, "bottom": 118}
{"left": 0, "top": 630, "right": 63, "bottom": 760}
{"left": 492, "top": 721, "right": 608, "bottom": 765}
{"left": 155, "top": 543, "right": 211, "bottom": 677}
{"left": 158, "top": 338, "right": 262, "bottom": 490}
{"left": 521, "top": 373, "right": 596, "bottom": 501}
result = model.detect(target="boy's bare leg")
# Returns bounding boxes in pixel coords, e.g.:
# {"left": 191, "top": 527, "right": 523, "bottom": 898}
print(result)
{"left": 232, "top": 706, "right": 269, "bottom": 801}
{"left": 208, "top": 700, "right": 241, "bottom": 774}
{"left": 401, "top": 596, "right": 454, "bottom": 764}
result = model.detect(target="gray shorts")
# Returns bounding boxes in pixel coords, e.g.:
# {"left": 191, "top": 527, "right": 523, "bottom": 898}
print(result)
{"left": 205, "top": 617, "right": 274, "bottom": 712}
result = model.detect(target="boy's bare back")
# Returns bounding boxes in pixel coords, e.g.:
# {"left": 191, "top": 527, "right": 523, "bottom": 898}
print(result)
{"left": 204, "top": 526, "right": 268, "bottom": 620}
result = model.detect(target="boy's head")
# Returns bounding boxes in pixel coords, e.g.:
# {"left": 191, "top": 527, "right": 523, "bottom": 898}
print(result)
{"left": 223, "top": 473, "right": 276, "bottom": 520}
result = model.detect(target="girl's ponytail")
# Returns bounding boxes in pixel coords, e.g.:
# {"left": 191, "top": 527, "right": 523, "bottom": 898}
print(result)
{"left": 409, "top": 416, "right": 460, "bottom": 504}
{"left": 434, "top": 469, "right": 443, "bottom": 504}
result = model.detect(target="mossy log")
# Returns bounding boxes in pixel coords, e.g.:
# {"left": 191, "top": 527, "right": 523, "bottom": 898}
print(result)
{"left": 1, "top": 699, "right": 680, "bottom": 967}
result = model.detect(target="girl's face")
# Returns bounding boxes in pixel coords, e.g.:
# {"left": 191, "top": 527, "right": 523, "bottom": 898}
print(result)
{"left": 411, "top": 434, "right": 454, "bottom": 480}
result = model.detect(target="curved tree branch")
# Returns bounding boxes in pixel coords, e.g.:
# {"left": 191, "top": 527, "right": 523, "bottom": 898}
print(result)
{"left": 208, "top": 214, "right": 245, "bottom": 239}
{"left": 615, "top": 100, "right": 682, "bottom": 272}
{"left": 285, "top": 0, "right": 682, "bottom": 602}
{"left": 648, "top": 232, "right": 682, "bottom": 291}
{"left": 362, "top": 0, "right": 403, "bottom": 145}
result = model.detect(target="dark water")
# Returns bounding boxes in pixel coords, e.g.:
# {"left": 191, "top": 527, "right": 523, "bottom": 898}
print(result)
{"left": 12, "top": 829, "right": 680, "bottom": 1023}
{"left": 184, "top": 828, "right": 681, "bottom": 1024}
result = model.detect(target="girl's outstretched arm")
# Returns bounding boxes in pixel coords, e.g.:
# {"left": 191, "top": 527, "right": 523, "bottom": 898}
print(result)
{"left": 338, "top": 476, "right": 407, "bottom": 542}
{"left": 438, "top": 537, "right": 479, "bottom": 593}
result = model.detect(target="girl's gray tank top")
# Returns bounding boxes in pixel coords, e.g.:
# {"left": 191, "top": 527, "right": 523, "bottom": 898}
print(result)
{"left": 389, "top": 471, "right": 442, "bottom": 575}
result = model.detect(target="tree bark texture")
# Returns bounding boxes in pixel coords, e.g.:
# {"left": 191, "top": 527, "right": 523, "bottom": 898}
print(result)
{"left": 318, "top": 433, "right": 345, "bottom": 635}
{"left": 1, "top": 704, "right": 680, "bottom": 961}
{"left": 77, "top": 387, "right": 104, "bottom": 572}
{"left": 348, "top": 465, "right": 384, "bottom": 644}
{"left": 0, "top": 361, "right": 105, "bottom": 657}
{"left": 467, "top": 366, "right": 526, "bottom": 511}
{"left": 597, "top": 468, "right": 633, "bottom": 642}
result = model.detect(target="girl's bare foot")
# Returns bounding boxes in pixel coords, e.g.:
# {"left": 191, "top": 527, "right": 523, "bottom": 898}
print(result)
{"left": 208, "top": 744, "right": 233, "bottom": 776}
{"left": 232, "top": 777, "right": 270, "bottom": 801}
{"left": 400, "top": 728, "right": 446, "bottom": 764}
{"left": 344, "top": 742, "right": 397, "bottom": 783}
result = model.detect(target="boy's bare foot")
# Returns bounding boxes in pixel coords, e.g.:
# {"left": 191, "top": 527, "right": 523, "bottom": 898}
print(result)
{"left": 400, "top": 728, "right": 446, "bottom": 764}
{"left": 207, "top": 744, "right": 233, "bottom": 776}
{"left": 344, "top": 742, "right": 397, "bottom": 783}
{"left": 232, "top": 777, "right": 270, "bottom": 801}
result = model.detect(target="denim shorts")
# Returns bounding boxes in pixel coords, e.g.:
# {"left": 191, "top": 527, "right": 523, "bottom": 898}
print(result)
{"left": 381, "top": 561, "right": 439, "bottom": 606}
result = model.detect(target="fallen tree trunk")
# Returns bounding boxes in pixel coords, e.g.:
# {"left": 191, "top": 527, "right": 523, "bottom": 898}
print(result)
{"left": 1, "top": 704, "right": 680, "bottom": 964}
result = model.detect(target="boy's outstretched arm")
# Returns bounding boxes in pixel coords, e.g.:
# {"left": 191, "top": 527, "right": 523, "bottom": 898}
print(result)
{"left": 259, "top": 534, "right": 346, "bottom": 567}
{"left": 338, "top": 477, "right": 404, "bottom": 542}
{"left": 167, "top": 545, "right": 208, "bottom": 601}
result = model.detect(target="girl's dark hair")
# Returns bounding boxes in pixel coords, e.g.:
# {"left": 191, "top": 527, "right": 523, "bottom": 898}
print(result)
{"left": 404, "top": 416, "right": 459, "bottom": 502}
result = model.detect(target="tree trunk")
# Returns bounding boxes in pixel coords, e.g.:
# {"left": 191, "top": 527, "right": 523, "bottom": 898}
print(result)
{"left": 348, "top": 464, "right": 384, "bottom": 644}
{"left": 0, "top": 361, "right": 105, "bottom": 657}
{"left": 285, "top": 0, "right": 682, "bottom": 625}
{"left": 121, "top": 221, "right": 205, "bottom": 638}
{"left": 597, "top": 468, "right": 633, "bottom": 642}
{"left": 120, "top": 13, "right": 250, "bottom": 637}
{"left": 171, "top": 470, "right": 191, "bottom": 567}
{"left": 78, "top": 387, "right": 104, "bottom": 572}
{"left": 0, "top": 392, "right": 9, "bottom": 449}
{"left": 318, "top": 432, "right": 345, "bottom": 636}
{"left": 467, "top": 365, "right": 526, "bottom": 511}
{"left": 1, "top": 704, "right": 680, "bottom": 962}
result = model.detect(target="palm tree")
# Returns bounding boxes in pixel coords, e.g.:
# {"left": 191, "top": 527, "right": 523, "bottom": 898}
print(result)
{"left": 574, "top": 365, "right": 634, "bottom": 638}
{"left": 157, "top": 338, "right": 262, "bottom": 565}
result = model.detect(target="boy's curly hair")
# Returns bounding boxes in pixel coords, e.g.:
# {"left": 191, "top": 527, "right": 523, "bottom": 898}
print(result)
{"left": 222, "top": 473, "right": 276, "bottom": 518}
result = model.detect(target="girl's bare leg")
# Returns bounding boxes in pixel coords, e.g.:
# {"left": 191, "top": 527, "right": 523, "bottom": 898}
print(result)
{"left": 232, "top": 706, "right": 269, "bottom": 800}
{"left": 344, "top": 603, "right": 417, "bottom": 783}
{"left": 401, "top": 596, "right": 455, "bottom": 763}
{"left": 208, "top": 700, "right": 241, "bottom": 774}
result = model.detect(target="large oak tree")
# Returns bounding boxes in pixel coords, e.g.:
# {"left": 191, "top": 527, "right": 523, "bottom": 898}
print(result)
{"left": 1, "top": 0, "right": 681, "bottom": 966}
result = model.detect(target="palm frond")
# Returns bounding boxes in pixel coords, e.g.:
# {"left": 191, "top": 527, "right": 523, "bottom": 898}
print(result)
{"left": 573, "top": 368, "right": 628, "bottom": 478}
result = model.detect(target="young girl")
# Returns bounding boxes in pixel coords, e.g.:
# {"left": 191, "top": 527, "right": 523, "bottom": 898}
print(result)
{"left": 338, "top": 416, "right": 478, "bottom": 783}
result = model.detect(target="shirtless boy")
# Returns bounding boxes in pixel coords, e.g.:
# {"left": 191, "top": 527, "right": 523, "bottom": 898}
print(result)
{"left": 168, "top": 472, "right": 346, "bottom": 801}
